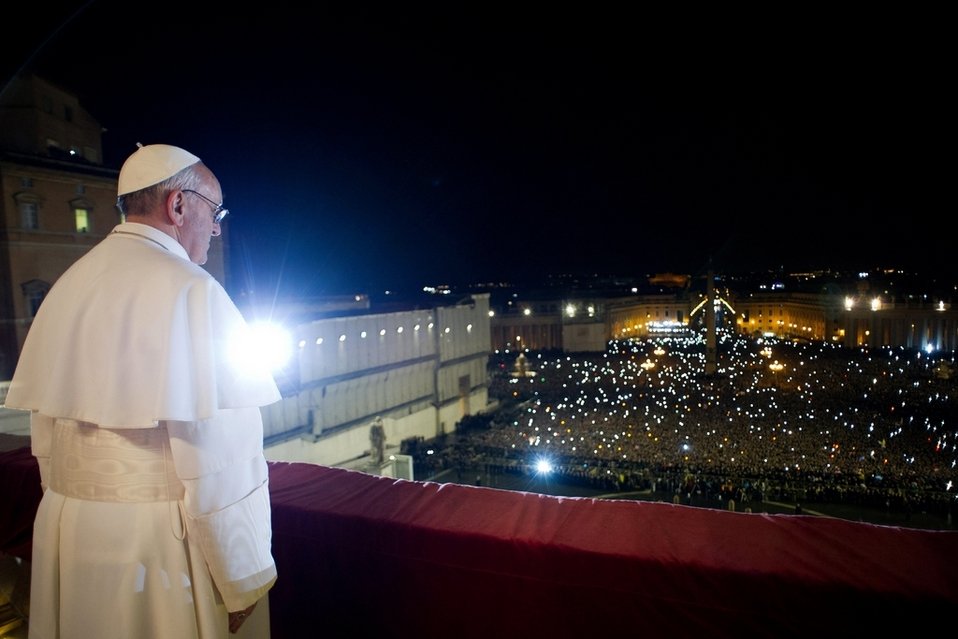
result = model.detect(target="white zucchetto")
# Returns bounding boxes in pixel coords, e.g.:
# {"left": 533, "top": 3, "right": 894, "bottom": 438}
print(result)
{"left": 117, "top": 143, "right": 201, "bottom": 196}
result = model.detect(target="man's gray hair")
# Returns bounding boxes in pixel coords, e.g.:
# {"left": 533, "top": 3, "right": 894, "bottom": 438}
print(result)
{"left": 116, "top": 164, "right": 206, "bottom": 217}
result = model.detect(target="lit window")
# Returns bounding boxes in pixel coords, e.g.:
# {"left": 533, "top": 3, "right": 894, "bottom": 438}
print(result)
{"left": 75, "top": 208, "right": 90, "bottom": 233}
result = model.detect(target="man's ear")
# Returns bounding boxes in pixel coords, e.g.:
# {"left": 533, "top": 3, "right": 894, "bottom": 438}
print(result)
{"left": 167, "top": 190, "right": 186, "bottom": 227}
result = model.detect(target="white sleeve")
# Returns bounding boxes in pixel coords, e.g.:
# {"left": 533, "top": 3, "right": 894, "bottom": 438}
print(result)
{"left": 166, "top": 407, "right": 277, "bottom": 611}
{"left": 30, "top": 412, "right": 55, "bottom": 492}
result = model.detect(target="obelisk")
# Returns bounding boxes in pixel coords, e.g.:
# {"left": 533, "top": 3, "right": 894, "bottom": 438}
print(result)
{"left": 705, "top": 267, "right": 717, "bottom": 376}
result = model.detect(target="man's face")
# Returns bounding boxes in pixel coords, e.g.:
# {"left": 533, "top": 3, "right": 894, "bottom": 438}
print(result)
{"left": 179, "top": 169, "right": 223, "bottom": 265}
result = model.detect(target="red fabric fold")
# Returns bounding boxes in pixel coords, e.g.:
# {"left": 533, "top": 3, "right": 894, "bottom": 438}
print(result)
{"left": 3, "top": 451, "right": 957, "bottom": 638}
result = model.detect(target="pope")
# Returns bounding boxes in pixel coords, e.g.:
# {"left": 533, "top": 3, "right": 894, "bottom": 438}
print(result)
{"left": 4, "top": 144, "right": 282, "bottom": 638}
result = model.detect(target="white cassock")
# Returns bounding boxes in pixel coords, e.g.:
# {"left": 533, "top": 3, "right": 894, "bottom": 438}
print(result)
{"left": 4, "top": 223, "right": 282, "bottom": 639}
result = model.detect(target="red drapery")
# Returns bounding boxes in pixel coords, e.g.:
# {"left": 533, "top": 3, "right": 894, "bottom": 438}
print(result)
{"left": 3, "top": 447, "right": 956, "bottom": 637}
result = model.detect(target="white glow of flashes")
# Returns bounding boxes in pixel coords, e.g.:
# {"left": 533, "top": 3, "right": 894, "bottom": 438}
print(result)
{"left": 229, "top": 321, "right": 293, "bottom": 373}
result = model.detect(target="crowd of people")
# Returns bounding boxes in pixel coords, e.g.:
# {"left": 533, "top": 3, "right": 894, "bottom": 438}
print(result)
{"left": 411, "top": 329, "right": 958, "bottom": 523}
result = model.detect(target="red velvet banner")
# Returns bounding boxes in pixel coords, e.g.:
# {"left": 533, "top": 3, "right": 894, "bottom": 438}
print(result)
{"left": 3, "top": 448, "right": 956, "bottom": 637}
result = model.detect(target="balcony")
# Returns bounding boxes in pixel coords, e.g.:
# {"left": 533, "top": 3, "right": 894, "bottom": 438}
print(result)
{"left": 2, "top": 441, "right": 956, "bottom": 638}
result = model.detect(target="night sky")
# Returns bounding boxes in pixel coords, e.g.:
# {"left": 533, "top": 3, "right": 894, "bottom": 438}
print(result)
{"left": 3, "top": 3, "right": 950, "bottom": 298}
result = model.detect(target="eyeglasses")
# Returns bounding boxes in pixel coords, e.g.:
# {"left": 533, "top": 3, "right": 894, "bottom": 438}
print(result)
{"left": 182, "top": 189, "right": 229, "bottom": 224}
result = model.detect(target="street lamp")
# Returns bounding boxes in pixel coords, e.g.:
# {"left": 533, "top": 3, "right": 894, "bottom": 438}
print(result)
{"left": 769, "top": 360, "right": 784, "bottom": 388}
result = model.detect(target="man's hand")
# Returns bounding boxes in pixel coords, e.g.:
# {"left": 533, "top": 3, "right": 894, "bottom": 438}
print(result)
{"left": 228, "top": 601, "right": 257, "bottom": 634}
